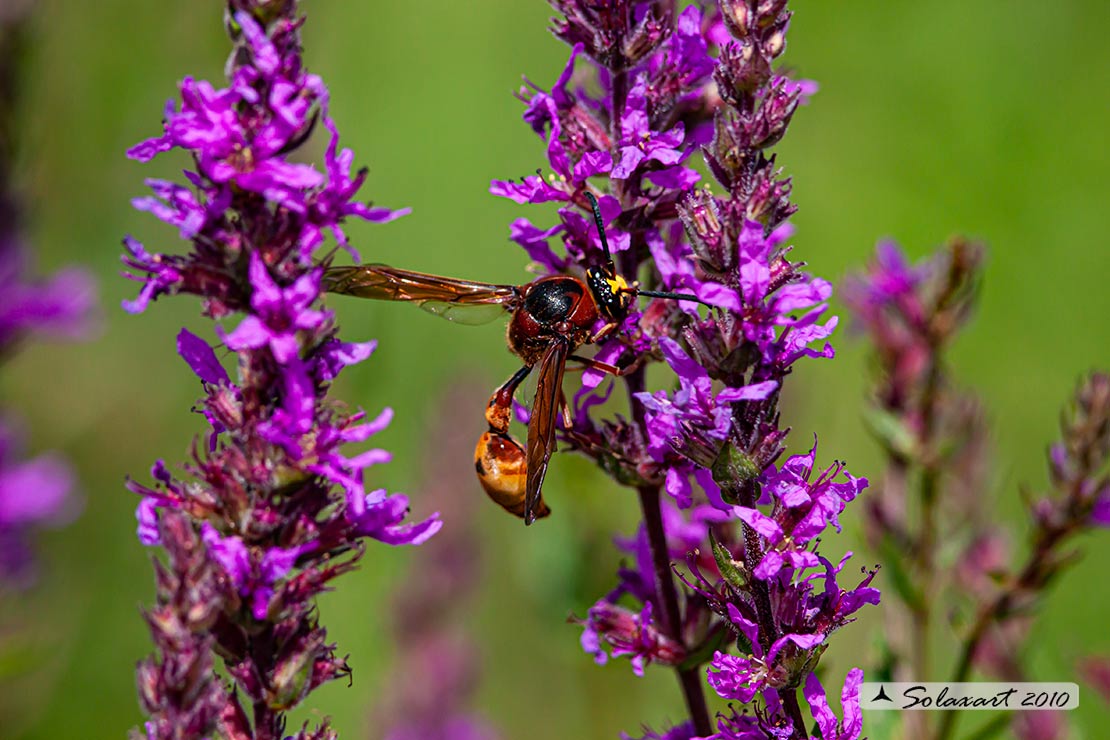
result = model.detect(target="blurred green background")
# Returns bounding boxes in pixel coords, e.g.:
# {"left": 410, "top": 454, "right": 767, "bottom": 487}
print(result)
{"left": 3, "top": 0, "right": 1109, "bottom": 737}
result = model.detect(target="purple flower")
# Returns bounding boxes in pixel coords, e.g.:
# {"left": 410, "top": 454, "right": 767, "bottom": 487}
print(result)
{"left": 345, "top": 488, "right": 442, "bottom": 546}
{"left": 127, "top": 14, "right": 328, "bottom": 214}
{"left": 733, "top": 442, "right": 869, "bottom": 579}
{"left": 655, "top": 6, "right": 715, "bottom": 91}
{"left": 201, "top": 522, "right": 314, "bottom": 620}
{"left": 706, "top": 604, "right": 824, "bottom": 703}
{"left": 218, "top": 253, "right": 326, "bottom": 364}
{"left": 0, "top": 238, "right": 97, "bottom": 351}
{"left": 577, "top": 601, "right": 686, "bottom": 676}
{"left": 302, "top": 118, "right": 410, "bottom": 259}
{"left": 612, "top": 78, "right": 689, "bottom": 180}
{"left": 842, "top": 240, "right": 929, "bottom": 311}
{"left": 637, "top": 337, "right": 777, "bottom": 508}
{"left": 804, "top": 669, "right": 864, "bottom": 740}
{"left": 735, "top": 220, "right": 837, "bottom": 369}
{"left": 0, "top": 418, "right": 76, "bottom": 583}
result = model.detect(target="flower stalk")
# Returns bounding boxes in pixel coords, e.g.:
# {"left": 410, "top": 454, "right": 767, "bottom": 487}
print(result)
{"left": 936, "top": 372, "right": 1110, "bottom": 740}
{"left": 847, "top": 233, "right": 1109, "bottom": 740}
{"left": 122, "top": 3, "right": 438, "bottom": 737}
{"left": 495, "top": 2, "right": 876, "bottom": 737}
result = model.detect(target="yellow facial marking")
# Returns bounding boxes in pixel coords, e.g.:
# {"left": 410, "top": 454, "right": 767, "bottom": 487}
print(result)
{"left": 606, "top": 274, "right": 630, "bottom": 295}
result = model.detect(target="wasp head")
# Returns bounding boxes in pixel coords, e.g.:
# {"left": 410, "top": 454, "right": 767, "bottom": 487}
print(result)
{"left": 586, "top": 263, "right": 636, "bottom": 323}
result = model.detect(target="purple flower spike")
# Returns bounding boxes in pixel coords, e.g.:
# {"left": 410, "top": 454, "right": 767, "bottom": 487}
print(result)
{"left": 122, "top": 4, "right": 434, "bottom": 738}
{"left": 500, "top": 2, "right": 882, "bottom": 737}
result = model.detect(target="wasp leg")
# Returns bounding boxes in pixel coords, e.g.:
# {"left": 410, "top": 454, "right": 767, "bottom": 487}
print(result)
{"left": 568, "top": 353, "right": 641, "bottom": 377}
{"left": 559, "top": 389, "right": 572, "bottom": 429}
{"left": 589, "top": 321, "right": 620, "bottom": 344}
{"left": 474, "top": 366, "right": 552, "bottom": 520}
{"left": 483, "top": 365, "right": 531, "bottom": 436}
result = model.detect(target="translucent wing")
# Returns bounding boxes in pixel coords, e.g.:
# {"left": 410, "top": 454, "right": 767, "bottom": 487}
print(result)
{"left": 323, "top": 264, "right": 521, "bottom": 321}
{"left": 418, "top": 301, "right": 510, "bottom": 325}
{"left": 524, "top": 338, "right": 569, "bottom": 525}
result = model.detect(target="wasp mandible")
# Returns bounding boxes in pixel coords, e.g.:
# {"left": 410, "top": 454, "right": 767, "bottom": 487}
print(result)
{"left": 323, "top": 194, "right": 708, "bottom": 524}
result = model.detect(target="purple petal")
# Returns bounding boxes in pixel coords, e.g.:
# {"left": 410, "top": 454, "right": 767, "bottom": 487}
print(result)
{"left": 665, "top": 467, "right": 693, "bottom": 509}
{"left": 314, "top": 338, "right": 377, "bottom": 382}
{"left": 235, "top": 12, "right": 280, "bottom": 76}
{"left": 804, "top": 671, "right": 841, "bottom": 740}
{"left": 645, "top": 165, "right": 700, "bottom": 190}
{"left": 841, "top": 668, "right": 864, "bottom": 737}
{"left": 135, "top": 498, "right": 161, "bottom": 546}
{"left": 176, "top": 328, "right": 229, "bottom": 385}
{"left": 734, "top": 506, "right": 782, "bottom": 542}
{"left": 359, "top": 205, "right": 410, "bottom": 223}
{"left": 657, "top": 337, "right": 706, "bottom": 383}
{"left": 200, "top": 523, "right": 250, "bottom": 588}
{"left": 347, "top": 448, "right": 392, "bottom": 469}
{"left": 489, "top": 175, "right": 568, "bottom": 205}
{"left": 726, "top": 603, "right": 761, "bottom": 653}
{"left": 717, "top": 380, "right": 778, "bottom": 403}
{"left": 268, "top": 332, "right": 301, "bottom": 364}
{"left": 1091, "top": 492, "right": 1110, "bottom": 527}
{"left": 612, "top": 147, "right": 645, "bottom": 180}
{"left": 342, "top": 407, "right": 394, "bottom": 443}
{"left": 220, "top": 315, "right": 271, "bottom": 351}
{"left": 572, "top": 150, "right": 613, "bottom": 181}
{"left": 754, "top": 550, "right": 784, "bottom": 580}
{"left": 0, "top": 454, "right": 74, "bottom": 524}
{"left": 246, "top": 251, "right": 281, "bottom": 310}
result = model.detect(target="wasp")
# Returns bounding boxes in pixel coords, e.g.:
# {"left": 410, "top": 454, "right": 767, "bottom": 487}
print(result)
{"left": 323, "top": 194, "right": 707, "bottom": 524}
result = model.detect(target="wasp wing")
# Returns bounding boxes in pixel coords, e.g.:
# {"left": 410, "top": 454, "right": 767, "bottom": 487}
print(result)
{"left": 323, "top": 264, "right": 521, "bottom": 321}
{"left": 417, "top": 301, "right": 509, "bottom": 325}
{"left": 523, "top": 338, "right": 569, "bottom": 525}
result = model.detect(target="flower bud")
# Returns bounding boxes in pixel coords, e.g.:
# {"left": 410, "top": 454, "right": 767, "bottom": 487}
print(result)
{"left": 712, "top": 442, "right": 761, "bottom": 500}
{"left": 268, "top": 629, "right": 324, "bottom": 709}
{"left": 719, "top": 1, "right": 753, "bottom": 39}
{"left": 677, "top": 189, "right": 727, "bottom": 272}
{"left": 712, "top": 537, "right": 749, "bottom": 592}
{"left": 764, "top": 29, "right": 786, "bottom": 59}
{"left": 136, "top": 658, "right": 163, "bottom": 714}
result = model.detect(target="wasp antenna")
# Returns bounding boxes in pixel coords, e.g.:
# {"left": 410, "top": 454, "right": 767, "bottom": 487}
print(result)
{"left": 637, "top": 289, "right": 717, "bottom": 309}
{"left": 583, "top": 192, "right": 613, "bottom": 266}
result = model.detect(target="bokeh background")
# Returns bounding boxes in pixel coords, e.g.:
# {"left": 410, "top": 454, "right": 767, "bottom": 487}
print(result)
{"left": 4, "top": 0, "right": 1109, "bottom": 737}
